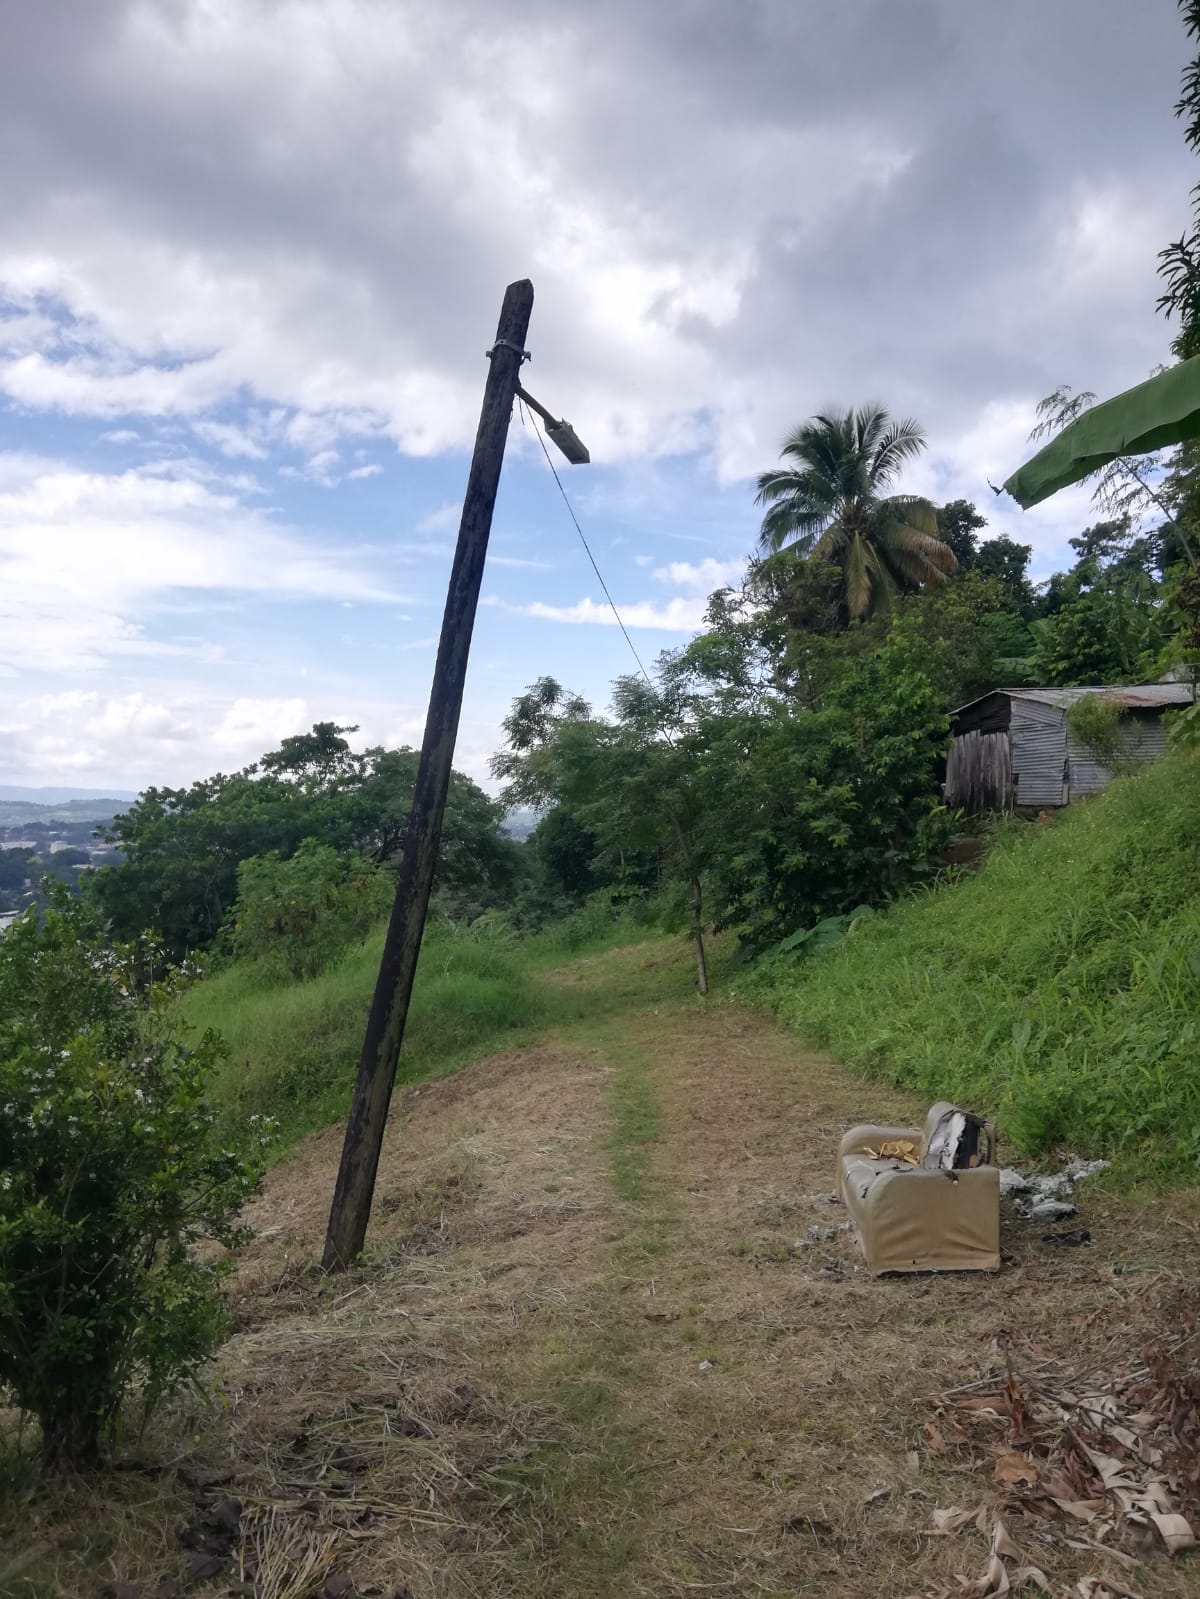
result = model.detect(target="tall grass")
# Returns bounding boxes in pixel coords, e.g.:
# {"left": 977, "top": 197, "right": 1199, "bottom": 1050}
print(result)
{"left": 180, "top": 901, "right": 663, "bottom": 1152}
{"left": 181, "top": 924, "right": 545, "bottom": 1150}
{"left": 747, "top": 753, "right": 1200, "bottom": 1174}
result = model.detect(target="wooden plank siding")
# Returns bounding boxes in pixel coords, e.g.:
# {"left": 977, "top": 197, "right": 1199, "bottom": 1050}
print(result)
{"left": 945, "top": 729, "right": 1013, "bottom": 812}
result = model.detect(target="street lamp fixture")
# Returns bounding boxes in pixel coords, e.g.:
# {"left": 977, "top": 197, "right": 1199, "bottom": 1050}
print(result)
{"left": 516, "top": 382, "right": 591, "bottom": 465}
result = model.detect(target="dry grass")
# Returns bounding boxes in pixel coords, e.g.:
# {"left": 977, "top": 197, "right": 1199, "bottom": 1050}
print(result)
{"left": 587, "top": 995, "right": 1200, "bottom": 1597}
{"left": 6, "top": 943, "right": 1200, "bottom": 1598}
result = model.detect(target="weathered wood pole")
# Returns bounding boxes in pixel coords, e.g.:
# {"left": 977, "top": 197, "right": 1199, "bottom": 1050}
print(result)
{"left": 323, "top": 279, "right": 535, "bottom": 1270}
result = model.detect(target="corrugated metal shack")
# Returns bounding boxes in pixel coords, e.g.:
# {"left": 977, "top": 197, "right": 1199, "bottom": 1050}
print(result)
{"left": 946, "top": 685, "right": 1195, "bottom": 814}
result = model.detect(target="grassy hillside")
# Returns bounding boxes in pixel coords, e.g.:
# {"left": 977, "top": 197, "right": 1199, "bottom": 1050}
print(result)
{"left": 747, "top": 752, "right": 1200, "bottom": 1174}
{"left": 180, "top": 906, "right": 660, "bottom": 1151}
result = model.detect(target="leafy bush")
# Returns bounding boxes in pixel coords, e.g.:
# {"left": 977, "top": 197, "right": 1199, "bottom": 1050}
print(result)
{"left": 747, "top": 753, "right": 1200, "bottom": 1173}
{"left": 0, "top": 892, "right": 264, "bottom": 1465}
{"left": 754, "top": 906, "right": 875, "bottom": 975}
{"left": 1066, "top": 693, "right": 1127, "bottom": 766}
{"left": 229, "top": 839, "right": 393, "bottom": 983}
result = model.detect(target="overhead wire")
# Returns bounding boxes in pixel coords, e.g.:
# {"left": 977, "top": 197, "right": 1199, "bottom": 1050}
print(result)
{"left": 519, "top": 398, "right": 655, "bottom": 688}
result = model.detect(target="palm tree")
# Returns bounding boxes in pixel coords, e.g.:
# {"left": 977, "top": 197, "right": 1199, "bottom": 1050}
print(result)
{"left": 754, "top": 405, "right": 957, "bottom": 620}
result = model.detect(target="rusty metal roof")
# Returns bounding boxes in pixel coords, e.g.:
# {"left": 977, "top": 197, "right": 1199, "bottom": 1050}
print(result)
{"left": 953, "top": 684, "right": 1196, "bottom": 719}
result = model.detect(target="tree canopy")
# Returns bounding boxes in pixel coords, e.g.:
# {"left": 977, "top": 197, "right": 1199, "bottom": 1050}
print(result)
{"left": 754, "top": 405, "right": 957, "bottom": 620}
{"left": 91, "top": 724, "right": 517, "bottom": 958}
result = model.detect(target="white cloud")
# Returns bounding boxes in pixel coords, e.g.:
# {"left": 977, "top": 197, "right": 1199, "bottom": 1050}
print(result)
{"left": 212, "top": 696, "right": 311, "bottom": 757}
{"left": 417, "top": 501, "right": 463, "bottom": 535}
{"left": 652, "top": 556, "right": 745, "bottom": 593}
{"left": 486, "top": 594, "right": 707, "bottom": 631}
{"left": 346, "top": 462, "right": 382, "bottom": 480}
{"left": 0, "top": 0, "right": 1193, "bottom": 787}
{"left": 192, "top": 418, "right": 268, "bottom": 459}
{"left": 0, "top": 453, "right": 404, "bottom": 675}
{"left": 0, "top": 0, "right": 1185, "bottom": 485}
{"left": 0, "top": 689, "right": 312, "bottom": 788}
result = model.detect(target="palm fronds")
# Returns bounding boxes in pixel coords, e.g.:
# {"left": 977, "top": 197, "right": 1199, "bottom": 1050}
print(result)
{"left": 755, "top": 405, "right": 956, "bottom": 617}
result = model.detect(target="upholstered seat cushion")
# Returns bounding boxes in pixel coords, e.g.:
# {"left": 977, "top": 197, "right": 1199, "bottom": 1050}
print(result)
{"left": 836, "top": 1103, "right": 1000, "bottom": 1275}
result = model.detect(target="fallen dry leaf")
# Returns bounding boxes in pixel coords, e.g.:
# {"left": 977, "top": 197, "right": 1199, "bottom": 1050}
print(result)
{"left": 1075, "top": 1578, "right": 1143, "bottom": 1599}
{"left": 1149, "top": 1510, "right": 1195, "bottom": 1556}
{"left": 1051, "top": 1496, "right": 1107, "bottom": 1522}
{"left": 991, "top": 1518, "right": 1022, "bottom": 1562}
{"left": 1082, "top": 1446, "right": 1137, "bottom": 1490}
{"left": 956, "top": 1395, "right": 1008, "bottom": 1416}
{"left": 1041, "top": 1474, "right": 1078, "bottom": 1500}
{"left": 993, "top": 1451, "right": 1037, "bottom": 1487}
{"left": 1064, "top": 1535, "right": 1139, "bottom": 1568}
{"left": 930, "top": 1505, "right": 985, "bottom": 1535}
{"left": 952, "top": 1519, "right": 1049, "bottom": 1598}
{"left": 924, "top": 1421, "right": 947, "bottom": 1454}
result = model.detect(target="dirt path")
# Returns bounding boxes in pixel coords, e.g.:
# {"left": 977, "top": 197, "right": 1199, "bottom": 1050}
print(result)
{"left": 24, "top": 942, "right": 1200, "bottom": 1599}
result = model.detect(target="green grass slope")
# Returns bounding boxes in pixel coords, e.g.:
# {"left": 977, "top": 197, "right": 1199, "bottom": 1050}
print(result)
{"left": 181, "top": 924, "right": 545, "bottom": 1150}
{"left": 180, "top": 907, "right": 665, "bottom": 1152}
{"left": 748, "top": 752, "right": 1200, "bottom": 1173}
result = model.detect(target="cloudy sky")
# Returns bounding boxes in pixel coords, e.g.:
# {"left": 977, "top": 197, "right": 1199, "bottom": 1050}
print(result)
{"left": 0, "top": 0, "right": 1194, "bottom": 792}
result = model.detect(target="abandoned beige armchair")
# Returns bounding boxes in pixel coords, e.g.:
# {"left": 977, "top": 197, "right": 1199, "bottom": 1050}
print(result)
{"left": 837, "top": 1101, "right": 1001, "bottom": 1275}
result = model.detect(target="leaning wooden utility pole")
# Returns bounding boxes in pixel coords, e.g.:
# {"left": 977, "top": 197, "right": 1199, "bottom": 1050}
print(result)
{"left": 322, "top": 279, "right": 535, "bottom": 1270}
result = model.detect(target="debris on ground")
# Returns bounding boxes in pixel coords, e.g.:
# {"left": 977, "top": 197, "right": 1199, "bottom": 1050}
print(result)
{"left": 999, "top": 1156, "right": 1110, "bottom": 1221}
{"left": 906, "top": 1308, "right": 1200, "bottom": 1598}
{"left": 1026, "top": 1198, "right": 1080, "bottom": 1223}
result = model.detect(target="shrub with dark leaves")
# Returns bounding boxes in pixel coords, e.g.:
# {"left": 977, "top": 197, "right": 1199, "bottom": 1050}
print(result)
{"left": 0, "top": 889, "right": 266, "bottom": 1466}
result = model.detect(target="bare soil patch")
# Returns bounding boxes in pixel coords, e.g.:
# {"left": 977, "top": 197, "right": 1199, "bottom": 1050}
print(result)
{"left": 593, "top": 993, "right": 1200, "bottom": 1599}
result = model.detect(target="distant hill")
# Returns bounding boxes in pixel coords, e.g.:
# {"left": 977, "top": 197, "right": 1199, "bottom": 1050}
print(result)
{"left": 0, "top": 785, "right": 137, "bottom": 805}
{"left": 501, "top": 806, "right": 541, "bottom": 842}
{"left": 0, "top": 791, "right": 135, "bottom": 828}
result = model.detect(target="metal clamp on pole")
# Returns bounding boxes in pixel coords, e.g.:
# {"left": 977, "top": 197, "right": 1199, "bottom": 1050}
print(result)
{"left": 487, "top": 339, "right": 530, "bottom": 363}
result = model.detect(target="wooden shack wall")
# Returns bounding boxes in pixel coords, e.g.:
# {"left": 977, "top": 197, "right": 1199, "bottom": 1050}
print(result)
{"left": 945, "top": 729, "right": 1012, "bottom": 812}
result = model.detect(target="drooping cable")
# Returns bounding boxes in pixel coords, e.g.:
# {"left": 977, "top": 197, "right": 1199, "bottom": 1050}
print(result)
{"left": 521, "top": 401, "right": 655, "bottom": 688}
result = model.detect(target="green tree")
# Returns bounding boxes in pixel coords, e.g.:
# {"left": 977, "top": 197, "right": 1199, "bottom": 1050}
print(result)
{"left": 0, "top": 846, "right": 37, "bottom": 906}
{"left": 0, "top": 891, "right": 263, "bottom": 1465}
{"left": 1032, "top": 516, "right": 1175, "bottom": 684}
{"left": 528, "top": 809, "right": 598, "bottom": 901}
{"left": 228, "top": 841, "right": 393, "bottom": 983}
{"left": 973, "top": 535, "right": 1034, "bottom": 613}
{"left": 92, "top": 725, "right": 515, "bottom": 958}
{"left": 1030, "top": 389, "right": 1195, "bottom": 567}
{"left": 664, "top": 614, "right": 952, "bottom": 948}
{"left": 754, "top": 406, "right": 956, "bottom": 620}
{"left": 886, "top": 573, "right": 1023, "bottom": 708}
{"left": 494, "top": 677, "right": 712, "bottom": 990}
{"left": 936, "top": 499, "right": 988, "bottom": 568}
{"left": 497, "top": 579, "right": 952, "bottom": 959}
{"left": 1035, "top": 579, "right": 1167, "bottom": 685}
{"left": 1158, "top": 0, "right": 1200, "bottom": 358}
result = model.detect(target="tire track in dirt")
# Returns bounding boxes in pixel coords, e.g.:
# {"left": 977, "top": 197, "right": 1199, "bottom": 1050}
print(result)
{"left": 581, "top": 985, "right": 1200, "bottom": 1599}
{"left": 33, "top": 943, "right": 1199, "bottom": 1599}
